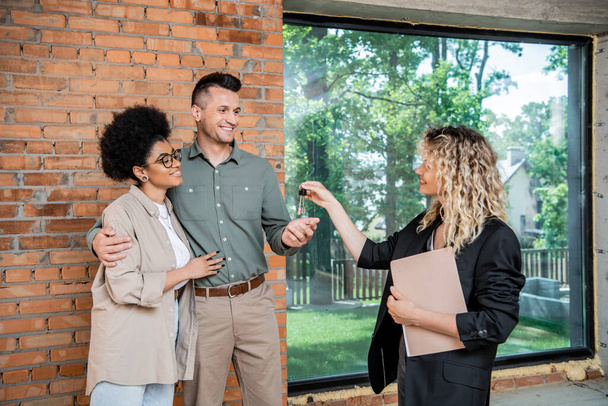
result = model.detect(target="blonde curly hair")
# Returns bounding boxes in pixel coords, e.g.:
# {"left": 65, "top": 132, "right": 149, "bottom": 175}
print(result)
{"left": 417, "top": 126, "right": 508, "bottom": 253}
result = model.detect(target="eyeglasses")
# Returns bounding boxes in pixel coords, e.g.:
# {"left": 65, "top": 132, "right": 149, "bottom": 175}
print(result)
{"left": 142, "top": 148, "right": 182, "bottom": 169}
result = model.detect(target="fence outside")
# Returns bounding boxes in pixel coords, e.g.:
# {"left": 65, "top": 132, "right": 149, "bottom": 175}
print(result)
{"left": 286, "top": 247, "right": 569, "bottom": 305}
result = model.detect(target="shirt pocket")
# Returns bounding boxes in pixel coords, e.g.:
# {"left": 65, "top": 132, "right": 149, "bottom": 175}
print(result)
{"left": 232, "top": 185, "right": 262, "bottom": 221}
{"left": 172, "top": 186, "right": 212, "bottom": 221}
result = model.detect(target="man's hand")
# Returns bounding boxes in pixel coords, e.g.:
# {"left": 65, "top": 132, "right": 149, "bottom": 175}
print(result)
{"left": 281, "top": 217, "right": 320, "bottom": 248}
{"left": 93, "top": 226, "right": 133, "bottom": 268}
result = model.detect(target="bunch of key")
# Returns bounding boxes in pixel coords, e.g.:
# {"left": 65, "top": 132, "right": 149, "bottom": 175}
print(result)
{"left": 297, "top": 188, "right": 307, "bottom": 216}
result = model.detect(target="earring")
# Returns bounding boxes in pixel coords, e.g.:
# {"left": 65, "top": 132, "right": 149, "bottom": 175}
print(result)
{"left": 141, "top": 175, "right": 149, "bottom": 183}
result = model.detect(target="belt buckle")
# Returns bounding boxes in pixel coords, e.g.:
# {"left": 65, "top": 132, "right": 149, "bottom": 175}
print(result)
{"left": 227, "top": 283, "right": 238, "bottom": 298}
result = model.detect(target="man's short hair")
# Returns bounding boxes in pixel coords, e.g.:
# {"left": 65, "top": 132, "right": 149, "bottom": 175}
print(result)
{"left": 191, "top": 72, "right": 242, "bottom": 108}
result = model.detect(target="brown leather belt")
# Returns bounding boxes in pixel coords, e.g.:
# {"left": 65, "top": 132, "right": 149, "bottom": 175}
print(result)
{"left": 174, "top": 285, "right": 186, "bottom": 301}
{"left": 195, "top": 274, "right": 265, "bottom": 298}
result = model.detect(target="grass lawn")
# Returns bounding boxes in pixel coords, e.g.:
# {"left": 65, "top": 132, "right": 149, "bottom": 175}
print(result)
{"left": 286, "top": 306, "right": 570, "bottom": 381}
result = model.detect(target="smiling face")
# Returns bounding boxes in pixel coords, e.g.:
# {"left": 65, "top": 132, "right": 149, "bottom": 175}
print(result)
{"left": 414, "top": 159, "right": 440, "bottom": 197}
{"left": 138, "top": 140, "right": 183, "bottom": 190}
{"left": 192, "top": 86, "right": 241, "bottom": 146}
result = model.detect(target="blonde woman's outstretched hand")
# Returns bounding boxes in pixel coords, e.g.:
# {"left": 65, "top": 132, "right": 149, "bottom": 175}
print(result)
{"left": 299, "top": 181, "right": 339, "bottom": 210}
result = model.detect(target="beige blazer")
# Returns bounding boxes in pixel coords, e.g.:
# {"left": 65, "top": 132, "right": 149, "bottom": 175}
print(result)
{"left": 86, "top": 185, "right": 197, "bottom": 395}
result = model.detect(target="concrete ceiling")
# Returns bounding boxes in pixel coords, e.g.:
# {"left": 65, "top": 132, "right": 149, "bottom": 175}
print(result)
{"left": 283, "top": 0, "right": 608, "bottom": 37}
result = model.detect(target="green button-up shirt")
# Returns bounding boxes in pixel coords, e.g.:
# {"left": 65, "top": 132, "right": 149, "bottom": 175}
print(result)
{"left": 166, "top": 141, "right": 298, "bottom": 287}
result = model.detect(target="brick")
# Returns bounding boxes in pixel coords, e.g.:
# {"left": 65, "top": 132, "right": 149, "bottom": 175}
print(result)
{"left": 22, "top": 395, "right": 77, "bottom": 406}
{"left": 49, "top": 281, "right": 93, "bottom": 296}
{"left": 0, "top": 124, "right": 42, "bottom": 139}
{"left": 95, "top": 34, "right": 144, "bottom": 49}
{"left": 41, "top": 61, "right": 92, "bottom": 77}
{"left": 147, "top": 68, "right": 193, "bottom": 82}
{"left": 75, "top": 330, "right": 90, "bottom": 344}
{"left": 32, "top": 365, "right": 58, "bottom": 381}
{"left": 5, "top": 268, "right": 32, "bottom": 283}
{"left": 70, "top": 110, "right": 114, "bottom": 125}
{"left": 204, "top": 56, "right": 226, "bottom": 69}
{"left": 41, "top": 30, "right": 92, "bottom": 46}
{"left": 0, "top": 318, "right": 46, "bottom": 335}
{"left": 0, "top": 338, "right": 17, "bottom": 352}
{"left": 0, "top": 219, "right": 41, "bottom": 234}
{"left": 73, "top": 172, "right": 120, "bottom": 187}
{"left": 0, "top": 90, "right": 38, "bottom": 106}
{"left": 586, "top": 369, "right": 602, "bottom": 380}
{"left": 0, "top": 41, "right": 22, "bottom": 56}
{"left": 70, "top": 78, "right": 120, "bottom": 93}
{"left": 0, "top": 283, "right": 47, "bottom": 300}
{"left": 50, "top": 346, "right": 89, "bottom": 362}
{"left": 514, "top": 374, "right": 544, "bottom": 387}
{"left": 52, "top": 46, "right": 79, "bottom": 60}
{"left": 94, "top": 4, "right": 144, "bottom": 20}
{"left": 40, "top": 0, "right": 93, "bottom": 14}
{"left": 0, "top": 383, "right": 46, "bottom": 402}
{"left": 34, "top": 267, "right": 61, "bottom": 281}
{"left": 242, "top": 73, "right": 282, "bottom": 87}
{"left": 264, "top": 61, "right": 283, "bottom": 73}
{"left": 74, "top": 297, "right": 93, "bottom": 311}
{"left": 59, "top": 363, "right": 85, "bottom": 377}
{"left": 491, "top": 377, "right": 515, "bottom": 391}
{"left": 46, "top": 219, "right": 96, "bottom": 233}
{"left": 96, "top": 65, "right": 145, "bottom": 80}
{"left": 196, "top": 13, "right": 238, "bottom": 28}
{"left": 181, "top": 55, "right": 203, "bottom": 68}
{"left": 72, "top": 202, "right": 107, "bottom": 217}
{"left": 49, "top": 250, "right": 97, "bottom": 265}
{"left": 43, "top": 125, "right": 96, "bottom": 140}
{"left": 147, "top": 38, "right": 193, "bottom": 53}
{"left": 106, "top": 50, "right": 131, "bottom": 64}
{"left": 61, "top": 266, "right": 87, "bottom": 280}
{"left": 82, "top": 141, "right": 100, "bottom": 154}
{"left": 95, "top": 95, "right": 146, "bottom": 109}
{"left": 219, "top": 1, "right": 238, "bottom": 14}
{"left": 195, "top": 41, "right": 234, "bottom": 56}
{"left": 266, "top": 88, "right": 283, "bottom": 101}
{"left": 24, "top": 203, "right": 71, "bottom": 218}
{"left": 68, "top": 16, "right": 119, "bottom": 32}
{"left": 20, "top": 299, "right": 73, "bottom": 315}
{"left": 242, "top": 101, "right": 282, "bottom": 115}
{"left": 122, "top": 21, "right": 170, "bottom": 36}
{"left": 242, "top": 45, "right": 282, "bottom": 60}
{"left": 218, "top": 29, "right": 262, "bottom": 44}
{"left": 147, "top": 8, "right": 193, "bottom": 23}
{"left": 14, "top": 76, "right": 68, "bottom": 91}
{"left": 0, "top": 26, "right": 37, "bottom": 41}
{"left": 15, "top": 108, "right": 68, "bottom": 123}
{"left": 23, "top": 44, "right": 50, "bottom": 58}
{"left": 79, "top": 48, "right": 105, "bottom": 62}
{"left": 48, "top": 314, "right": 91, "bottom": 330}
{"left": 42, "top": 93, "right": 94, "bottom": 108}
{"left": 98, "top": 187, "right": 129, "bottom": 201}
{"left": 44, "top": 156, "right": 97, "bottom": 170}
{"left": 50, "top": 377, "right": 86, "bottom": 394}
{"left": 0, "top": 188, "right": 36, "bottom": 202}
{"left": 0, "top": 59, "right": 37, "bottom": 74}
{"left": 171, "top": 25, "right": 216, "bottom": 41}
{"left": 47, "top": 188, "right": 97, "bottom": 202}
{"left": 26, "top": 141, "right": 54, "bottom": 154}
{"left": 158, "top": 53, "right": 180, "bottom": 67}
{"left": 170, "top": 0, "right": 214, "bottom": 11}
{"left": 20, "top": 236, "right": 71, "bottom": 251}
{"left": 11, "top": 10, "right": 66, "bottom": 28}
{"left": 132, "top": 51, "right": 157, "bottom": 65}
{"left": 0, "top": 303, "right": 18, "bottom": 317}
{"left": 2, "top": 369, "right": 29, "bottom": 384}
{"left": 54, "top": 141, "right": 80, "bottom": 154}
{"left": 148, "top": 97, "right": 190, "bottom": 112}
{"left": 21, "top": 333, "right": 73, "bottom": 351}
{"left": 0, "top": 204, "right": 18, "bottom": 218}
{"left": 123, "top": 81, "right": 170, "bottom": 95}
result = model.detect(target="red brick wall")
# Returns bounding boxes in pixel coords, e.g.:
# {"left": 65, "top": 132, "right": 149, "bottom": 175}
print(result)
{"left": 0, "top": 0, "right": 285, "bottom": 404}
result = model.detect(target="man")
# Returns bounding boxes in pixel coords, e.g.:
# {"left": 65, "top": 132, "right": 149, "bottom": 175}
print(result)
{"left": 88, "top": 72, "right": 319, "bottom": 405}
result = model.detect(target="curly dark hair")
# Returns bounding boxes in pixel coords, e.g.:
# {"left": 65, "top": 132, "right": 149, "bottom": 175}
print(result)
{"left": 100, "top": 105, "right": 171, "bottom": 182}
{"left": 191, "top": 72, "right": 241, "bottom": 108}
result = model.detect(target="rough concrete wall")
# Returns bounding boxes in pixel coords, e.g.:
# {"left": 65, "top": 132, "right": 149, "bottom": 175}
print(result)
{"left": 594, "top": 32, "right": 608, "bottom": 375}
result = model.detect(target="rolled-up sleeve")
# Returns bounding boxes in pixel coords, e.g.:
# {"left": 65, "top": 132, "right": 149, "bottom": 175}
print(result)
{"left": 456, "top": 226, "right": 525, "bottom": 350}
{"left": 102, "top": 207, "right": 166, "bottom": 308}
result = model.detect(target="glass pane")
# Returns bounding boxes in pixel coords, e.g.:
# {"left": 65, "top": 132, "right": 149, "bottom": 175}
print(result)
{"left": 284, "top": 24, "right": 584, "bottom": 382}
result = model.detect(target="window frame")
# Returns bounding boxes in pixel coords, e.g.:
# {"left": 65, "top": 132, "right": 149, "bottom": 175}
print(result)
{"left": 283, "top": 12, "right": 594, "bottom": 396}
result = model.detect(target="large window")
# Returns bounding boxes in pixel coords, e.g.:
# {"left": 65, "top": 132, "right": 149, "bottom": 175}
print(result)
{"left": 283, "top": 16, "right": 592, "bottom": 390}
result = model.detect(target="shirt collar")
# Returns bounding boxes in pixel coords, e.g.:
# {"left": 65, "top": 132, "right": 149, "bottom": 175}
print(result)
{"left": 188, "top": 138, "right": 241, "bottom": 165}
{"left": 128, "top": 185, "right": 175, "bottom": 219}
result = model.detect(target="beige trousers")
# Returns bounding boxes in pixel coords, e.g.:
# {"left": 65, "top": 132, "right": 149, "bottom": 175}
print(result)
{"left": 182, "top": 281, "right": 282, "bottom": 406}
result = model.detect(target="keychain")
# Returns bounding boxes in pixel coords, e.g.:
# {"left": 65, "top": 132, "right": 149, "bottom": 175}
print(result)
{"left": 297, "top": 188, "right": 307, "bottom": 216}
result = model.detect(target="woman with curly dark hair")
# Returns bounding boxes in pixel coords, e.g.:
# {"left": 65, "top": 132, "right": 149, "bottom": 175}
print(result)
{"left": 86, "top": 106, "right": 223, "bottom": 405}
{"left": 301, "top": 125, "right": 525, "bottom": 406}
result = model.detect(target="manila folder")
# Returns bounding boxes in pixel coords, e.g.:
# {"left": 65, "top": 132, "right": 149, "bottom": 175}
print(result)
{"left": 390, "top": 247, "right": 467, "bottom": 357}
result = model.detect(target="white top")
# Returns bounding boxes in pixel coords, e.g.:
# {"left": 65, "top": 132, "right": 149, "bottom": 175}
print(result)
{"left": 155, "top": 202, "right": 190, "bottom": 291}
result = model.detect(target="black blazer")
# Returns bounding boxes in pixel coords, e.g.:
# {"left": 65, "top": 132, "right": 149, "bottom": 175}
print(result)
{"left": 359, "top": 213, "right": 525, "bottom": 406}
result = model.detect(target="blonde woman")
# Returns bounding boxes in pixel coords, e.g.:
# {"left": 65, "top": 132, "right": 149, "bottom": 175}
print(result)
{"left": 301, "top": 125, "right": 525, "bottom": 406}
